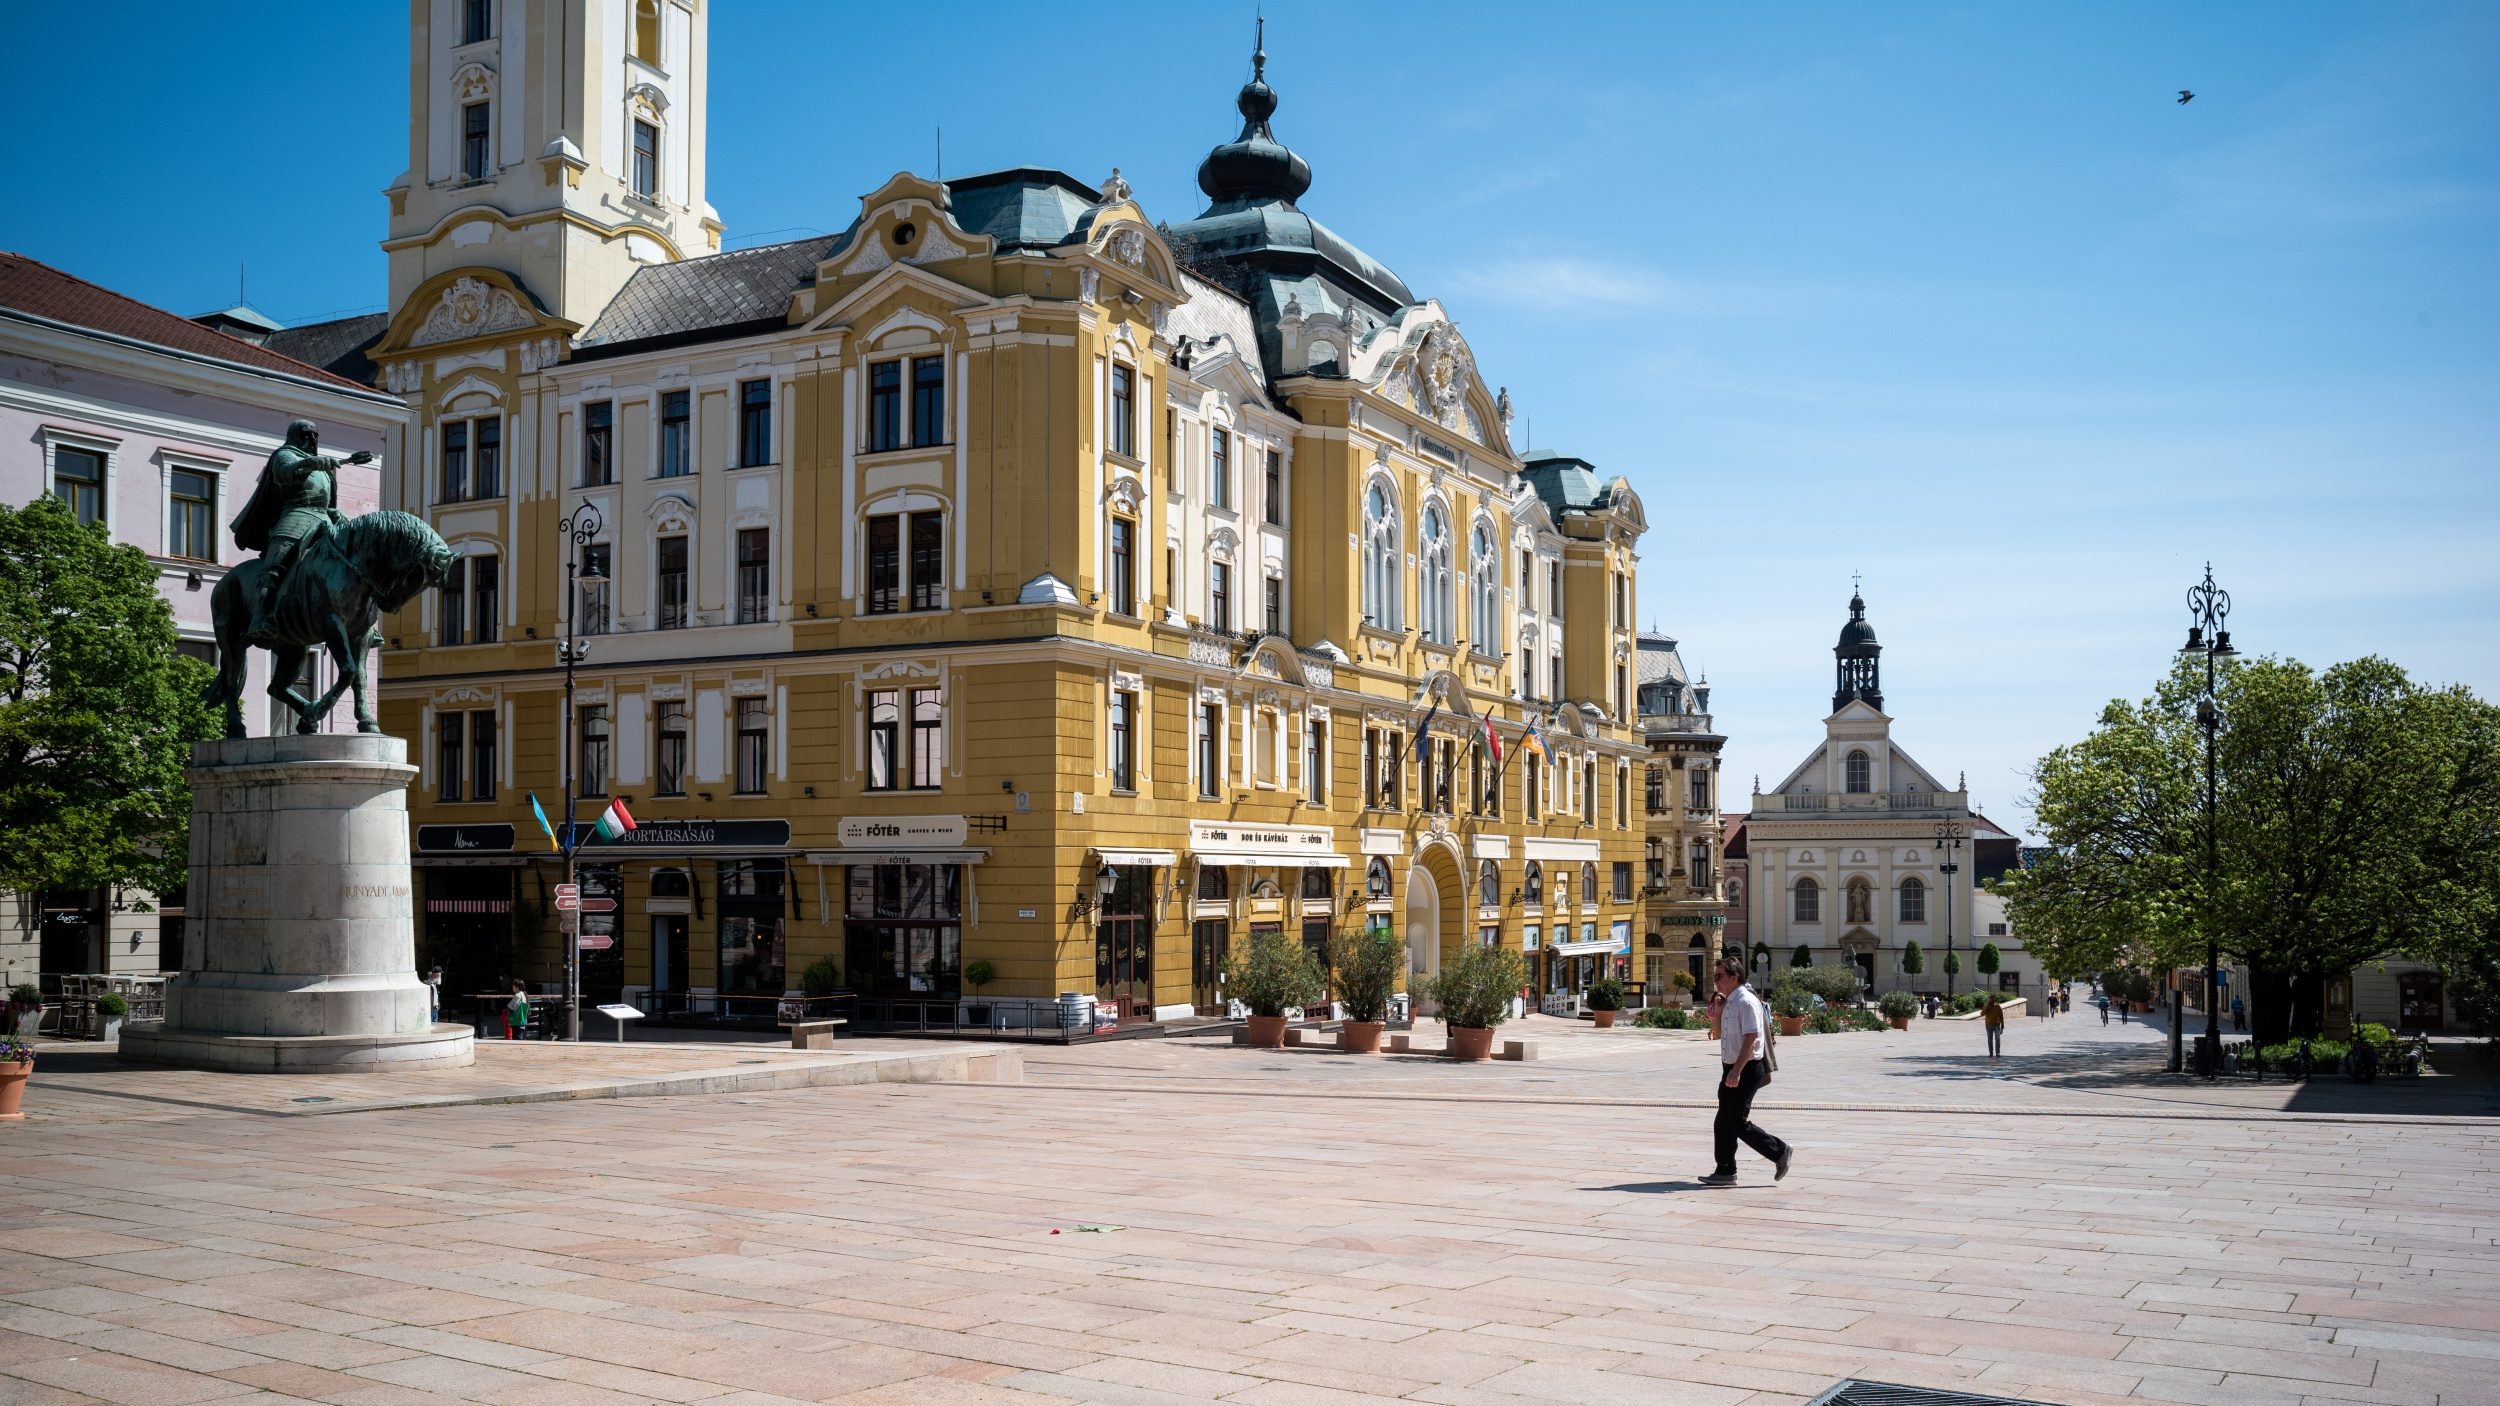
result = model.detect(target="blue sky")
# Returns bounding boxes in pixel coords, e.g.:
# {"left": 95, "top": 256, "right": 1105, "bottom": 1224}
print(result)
{"left": 10, "top": 2, "right": 2496, "bottom": 832}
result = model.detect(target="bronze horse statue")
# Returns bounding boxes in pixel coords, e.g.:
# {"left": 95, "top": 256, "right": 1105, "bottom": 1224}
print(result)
{"left": 204, "top": 510, "right": 455, "bottom": 738}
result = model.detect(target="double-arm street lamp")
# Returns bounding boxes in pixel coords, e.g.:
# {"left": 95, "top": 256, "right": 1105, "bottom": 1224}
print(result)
{"left": 1936, "top": 820, "right": 1965, "bottom": 999}
{"left": 558, "top": 502, "right": 604, "bottom": 1042}
{"left": 2181, "top": 564, "right": 2238, "bottom": 1078}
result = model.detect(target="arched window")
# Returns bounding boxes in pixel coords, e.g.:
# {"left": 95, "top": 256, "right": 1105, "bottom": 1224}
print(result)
{"left": 1417, "top": 506, "right": 1451, "bottom": 645}
{"left": 1523, "top": 861, "right": 1543, "bottom": 905}
{"left": 1365, "top": 856, "right": 1393, "bottom": 900}
{"left": 1845, "top": 876, "right": 1872, "bottom": 924}
{"left": 1580, "top": 862, "right": 1598, "bottom": 906}
{"left": 1470, "top": 522, "right": 1498, "bottom": 653}
{"left": 1478, "top": 860, "right": 1500, "bottom": 908}
{"left": 633, "top": 0, "right": 661, "bottom": 64}
{"left": 1899, "top": 876, "right": 1926, "bottom": 923}
{"left": 1361, "top": 485, "right": 1400, "bottom": 630}
{"left": 1844, "top": 749, "right": 1871, "bottom": 793}
{"left": 1794, "top": 876, "right": 1820, "bottom": 923}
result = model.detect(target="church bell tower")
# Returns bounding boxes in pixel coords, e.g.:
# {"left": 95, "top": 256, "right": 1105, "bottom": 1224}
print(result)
{"left": 384, "top": 0, "right": 721, "bottom": 328}
{"left": 1832, "top": 590, "right": 1883, "bottom": 714}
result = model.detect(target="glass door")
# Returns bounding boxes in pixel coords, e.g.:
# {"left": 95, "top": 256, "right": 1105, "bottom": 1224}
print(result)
{"left": 1191, "top": 920, "right": 1229, "bottom": 1014}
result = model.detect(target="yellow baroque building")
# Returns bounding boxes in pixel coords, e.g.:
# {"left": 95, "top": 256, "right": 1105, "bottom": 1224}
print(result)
{"left": 359, "top": 3, "right": 1651, "bottom": 1028}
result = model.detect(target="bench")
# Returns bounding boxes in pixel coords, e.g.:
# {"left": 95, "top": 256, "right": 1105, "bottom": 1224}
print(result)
{"left": 789, "top": 1019, "right": 847, "bottom": 1050}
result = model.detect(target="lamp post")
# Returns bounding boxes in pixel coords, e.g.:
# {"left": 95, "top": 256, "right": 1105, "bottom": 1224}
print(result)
{"left": 558, "top": 503, "right": 604, "bottom": 1042}
{"left": 2181, "top": 564, "right": 2237, "bottom": 1077}
{"left": 1936, "top": 820, "right": 1965, "bottom": 1000}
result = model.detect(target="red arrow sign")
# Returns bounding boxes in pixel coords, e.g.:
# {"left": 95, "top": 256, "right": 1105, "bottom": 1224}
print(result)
{"left": 579, "top": 897, "right": 619, "bottom": 914}
{"left": 577, "top": 933, "right": 615, "bottom": 950}
{"left": 553, "top": 883, "right": 580, "bottom": 911}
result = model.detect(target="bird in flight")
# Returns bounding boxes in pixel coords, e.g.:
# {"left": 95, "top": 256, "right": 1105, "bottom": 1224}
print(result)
{"left": 2177, "top": 89, "right": 2195, "bottom": 104}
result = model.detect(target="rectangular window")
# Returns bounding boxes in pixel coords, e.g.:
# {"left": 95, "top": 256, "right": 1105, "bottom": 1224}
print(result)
{"left": 1613, "top": 862, "right": 1633, "bottom": 903}
{"left": 169, "top": 468, "right": 215, "bottom": 561}
{"left": 472, "top": 709, "right": 497, "bottom": 801}
{"left": 656, "top": 534, "right": 688, "bottom": 629}
{"left": 1109, "top": 690, "right": 1136, "bottom": 792}
{"left": 471, "top": 554, "right": 499, "bottom": 644}
{"left": 438, "top": 556, "right": 466, "bottom": 646}
{"left": 1263, "top": 449, "right": 1283, "bottom": 525}
{"left": 1549, "top": 562, "right": 1563, "bottom": 619}
{"left": 473, "top": 416, "right": 500, "bottom": 497}
{"left": 582, "top": 400, "right": 613, "bottom": 486}
{"left": 1383, "top": 731, "right": 1403, "bottom": 810}
{"left": 1197, "top": 703, "right": 1222, "bottom": 798}
{"left": 1363, "top": 728, "right": 1379, "bottom": 807}
{"left": 908, "top": 510, "right": 944, "bottom": 611}
{"left": 1527, "top": 756, "right": 1541, "bottom": 820}
{"left": 658, "top": 390, "right": 689, "bottom": 477}
{"left": 1690, "top": 770, "right": 1710, "bottom": 811}
{"left": 738, "top": 378, "right": 772, "bottom": 466}
{"left": 1107, "top": 516, "right": 1135, "bottom": 616}
{"left": 908, "top": 687, "right": 942, "bottom": 789}
{"left": 865, "top": 514, "right": 900, "bottom": 614}
{"left": 1520, "top": 551, "right": 1535, "bottom": 610}
{"left": 52, "top": 445, "right": 105, "bottom": 526}
{"left": 911, "top": 355, "right": 945, "bottom": 448}
{"left": 462, "top": 0, "right": 491, "bottom": 45}
{"left": 1615, "top": 762, "right": 1629, "bottom": 827}
{"left": 438, "top": 712, "right": 465, "bottom": 802}
{"left": 736, "top": 527, "right": 769, "bottom": 624}
{"left": 1209, "top": 427, "right": 1229, "bottom": 507}
{"left": 867, "top": 360, "right": 903, "bottom": 451}
{"left": 1110, "top": 364, "right": 1136, "bottom": 458}
{"left": 655, "top": 702, "right": 687, "bottom": 796}
{"left": 1305, "top": 717, "right": 1327, "bottom": 805}
{"left": 1550, "top": 654, "right": 1564, "bottom": 702}
{"left": 440, "top": 420, "right": 468, "bottom": 503}
{"left": 1584, "top": 760, "right": 1598, "bottom": 824}
{"left": 866, "top": 690, "right": 899, "bottom": 790}
{"left": 577, "top": 543, "right": 610, "bottom": 635}
{"left": 1263, "top": 576, "right": 1282, "bottom": 636}
{"left": 735, "top": 698, "right": 768, "bottom": 794}
{"left": 578, "top": 706, "right": 609, "bottom": 797}
{"left": 1209, "top": 561, "right": 1231, "bottom": 632}
{"left": 631, "top": 120, "right": 658, "bottom": 199}
{"left": 461, "top": 102, "right": 489, "bottom": 181}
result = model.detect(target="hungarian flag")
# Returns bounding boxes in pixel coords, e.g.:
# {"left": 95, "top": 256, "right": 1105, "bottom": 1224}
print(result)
{"left": 592, "top": 798, "right": 637, "bottom": 841}
{"left": 1480, "top": 713, "right": 1503, "bottom": 766}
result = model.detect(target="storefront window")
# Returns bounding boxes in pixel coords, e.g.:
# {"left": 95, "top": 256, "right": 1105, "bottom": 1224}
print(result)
{"left": 717, "top": 860, "right": 787, "bottom": 995}
{"left": 843, "top": 862, "right": 963, "bottom": 1000}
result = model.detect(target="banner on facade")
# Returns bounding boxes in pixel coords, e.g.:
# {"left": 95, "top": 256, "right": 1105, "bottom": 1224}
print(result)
{"left": 415, "top": 824, "right": 516, "bottom": 853}
{"left": 1189, "top": 821, "right": 1344, "bottom": 866}
{"left": 568, "top": 818, "right": 792, "bottom": 850}
{"left": 837, "top": 815, "right": 969, "bottom": 849}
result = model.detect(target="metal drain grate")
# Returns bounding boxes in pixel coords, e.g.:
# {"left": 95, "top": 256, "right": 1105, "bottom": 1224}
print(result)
{"left": 1807, "top": 1382, "right": 2059, "bottom": 1406}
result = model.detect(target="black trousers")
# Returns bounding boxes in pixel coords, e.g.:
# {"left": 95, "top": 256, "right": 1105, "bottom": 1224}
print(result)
{"left": 1714, "top": 1058, "right": 1788, "bottom": 1174}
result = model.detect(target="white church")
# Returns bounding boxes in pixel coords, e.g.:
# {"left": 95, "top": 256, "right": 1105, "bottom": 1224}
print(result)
{"left": 1743, "top": 592, "right": 2040, "bottom": 1000}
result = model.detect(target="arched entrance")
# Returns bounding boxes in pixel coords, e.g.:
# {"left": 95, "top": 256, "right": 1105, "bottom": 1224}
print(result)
{"left": 1403, "top": 840, "right": 1468, "bottom": 1013}
{"left": 1688, "top": 934, "right": 1711, "bottom": 990}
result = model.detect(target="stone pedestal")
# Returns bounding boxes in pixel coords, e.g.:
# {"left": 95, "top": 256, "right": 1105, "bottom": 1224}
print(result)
{"left": 119, "top": 735, "right": 473, "bottom": 1073}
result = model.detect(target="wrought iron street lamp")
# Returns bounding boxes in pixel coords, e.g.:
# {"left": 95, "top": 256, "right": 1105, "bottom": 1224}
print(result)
{"left": 1936, "top": 821, "right": 1965, "bottom": 999}
{"left": 558, "top": 503, "right": 604, "bottom": 1042}
{"left": 2181, "top": 563, "right": 2238, "bottom": 1077}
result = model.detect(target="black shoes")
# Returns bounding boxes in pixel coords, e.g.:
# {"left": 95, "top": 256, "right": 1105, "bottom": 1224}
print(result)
{"left": 1774, "top": 1148, "right": 1795, "bottom": 1182}
{"left": 1697, "top": 1171, "right": 1738, "bottom": 1186}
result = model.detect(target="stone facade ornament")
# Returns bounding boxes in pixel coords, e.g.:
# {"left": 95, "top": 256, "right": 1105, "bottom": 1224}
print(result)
{"left": 910, "top": 225, "right": 969, "bottom": 263}
{"left": 382, "top": 360, "right": 422, "bottom": 394}
{"left": 412, "top": 276, "right": 535, "bottom": 348}
{"left": 841, "top": 238, "right": 893, "bottom": 277}
{"left": 1078, "top": 268, "right": 1100, "bottom": 304}
{"left": 1106, "top": 227, "right": 1146, "bottom": 268}
{"left": 518, "top": 335, "right": 565, "bottom": 372}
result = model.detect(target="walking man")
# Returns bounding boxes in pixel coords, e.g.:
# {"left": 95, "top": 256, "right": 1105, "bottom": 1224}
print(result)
{"left": 1984, "top": 995, "right": 2006, "bottom": 1058}
{"left": 2231, "top": 994, "right": 2245, "bottom": 1033}
{"left": 1699, "top": 955, "right": 1791, "bottom": 1187}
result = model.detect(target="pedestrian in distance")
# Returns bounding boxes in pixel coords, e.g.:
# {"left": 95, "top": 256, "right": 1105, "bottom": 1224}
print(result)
{"left": 504, "top": 980, "right": 530, "bottom": 1040}
{"left": 2098, "top": 994, "right": 2110, "bottom": 1025}
{"left": 2231, "top": 994, "right": 2245, "bottom": 1033}
{"left": 1984, "top": 994, "right": 2005, "bottom": 1058}
{"left": 1698, "top": 955, "right": 1792, "bottom": 1187}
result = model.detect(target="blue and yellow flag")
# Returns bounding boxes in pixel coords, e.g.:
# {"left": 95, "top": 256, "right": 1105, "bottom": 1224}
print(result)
{"left": 1522, "top": 715, "right": 1552, "bottom": 763}
{"left": 527, "top": 792, "right": 560, "bottom": 852}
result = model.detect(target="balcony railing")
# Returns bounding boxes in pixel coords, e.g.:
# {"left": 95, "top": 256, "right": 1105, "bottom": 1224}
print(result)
{"left": 1763, "top": 790, "right": 1968, "bottom": 815}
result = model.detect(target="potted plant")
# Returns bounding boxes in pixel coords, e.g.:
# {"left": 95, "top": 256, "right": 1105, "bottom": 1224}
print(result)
{"left": 1770, "top": 983, "right": 1811, "bottom": 1037}
{"left": 1585, "top": 974, "right": 1625, "bottom": 1028}
{"left": 964, "top": 959, "right": 995, "bottom": 992}
{"left": 94, "top": 991, "right": 129, "bottom": 1043}
{"left": 1668, "top": 969, "right": 1697, "bottom": 1006}
{"left": 1227, "top": 929, "right": 1324, "bottom": 1048}
{"left": 1879, "top": 990, "right": 1918, "bottom": 1031}
{"left": 8, "top": 985, "right": 41, "bottom": 1042}
{"left": 1429, "top": 944, "right": 1522, "bottom": 1061}
{"left": 1330, "top": 928, "right": 1402, "bottom": 1054}
{"left": 0, "top": 1031, "right": 31, "bottom": 1120}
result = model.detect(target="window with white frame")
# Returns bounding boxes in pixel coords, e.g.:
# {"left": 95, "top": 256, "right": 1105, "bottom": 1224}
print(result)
{"left": 735, "top": 698, "right": 770, "bottom": 794}
{"left": 440, "top": 415, "right": 500, "bottom": 502}
{"left": 632, "top": 120, "right": 659, "bottom": 198}
{"left": 655, "top": 701, "right": 687, "bottom": 795}
{"left": 1418, "top": 505, "right": 1452, "bottom": 646}
{"left": 658, "top": 390, "right": 690, "bottom": 477}
{"left": 656, "top": 534, "right": 688, "bottom": 629}
{"left": 1109, "top": 689, "right": 1137, "bottom": 792}
{"left": 738, "top": 378, "right": 772, "bottom": 466}
{"left": 1845, "top": 749, "right": 1871, "bottom": 793}
{"left": 1107, "top": 515, "right": 1136, "bottom": 616}
{"left": 1361, "top": 483, "right": 1399, "bottom": 629}
{"left": 1196, "top": 701, "right": 1222, "bottom": 798}
{"left": 1209, "top": 560, "right": 1232, "bottom": 632}
{"left": 1109, "top": 363, "right": 1137, "bottom": 459}
{"left": 736, "top": 528, "right": 769, "bottom": 624}
{"left": 578, "top": 705, "right": 609, "bottom": 797}
{"left": 1899, "top": 876, "right": 1926, "bottom": 923}
{"left": 168, "top": 467, "right": 216, "bottom": 561}
{"left": 909, "top": 688, "right": 942, "bottom": 788}
{"left": 864, "top": 509, "right": 944, "bottom": 614}
{"left": 1470, "top": 522, "right": 1497, "bottom": 653}
{"left": 1209, "top": 426, "right": 1231, "bottom": 508}
{"left": 52, "top": 444, "right": 105, "bottom": 526}
{"left": 464, "top": 0, "right": 493, "bottom": 45}
{"left": 1263, "top": 448, "right": 1283, "bottom": 525}
{"left": 461, "top": 101, "right": 490, "bottom": 181}
{"left": 1794, "top": 876, "right": 1820, "bottom": 923}
{"left": 1304, "top": 714, "right": 1326, "bottom": 804}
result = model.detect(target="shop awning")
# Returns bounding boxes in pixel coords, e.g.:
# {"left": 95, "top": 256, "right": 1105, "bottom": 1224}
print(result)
{"left": 1552, "top": 938, "right": 1624, "bottom": 957}
{"left": 804, "top": 849, "right": 991, "bottom": 866}
{"left": 1195, "top": 851, "right": 1351, "bottom": 869}
{"left": 1091, "top": 847, "right": 1179, "bottom": 867}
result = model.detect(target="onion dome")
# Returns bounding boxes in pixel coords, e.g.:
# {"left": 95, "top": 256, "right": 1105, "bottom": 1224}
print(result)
{"left": 1836, "top": 591, "right": 1879, "bottom": 656}
{"left": 1196, "top": 21, "right": 1313, "bottom": 207}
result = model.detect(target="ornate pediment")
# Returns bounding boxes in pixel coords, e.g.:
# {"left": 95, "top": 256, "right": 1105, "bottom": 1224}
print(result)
{"left": 375, "top": 267, "right": 575, "bottom": 370}
{"left": 415, "top": 276, "right": 533, "bottom": 347}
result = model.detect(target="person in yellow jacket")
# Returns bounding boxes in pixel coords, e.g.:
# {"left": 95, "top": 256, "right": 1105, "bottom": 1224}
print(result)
{"left": 1983, "top": 994, "right": 2006, "bottom": 1059}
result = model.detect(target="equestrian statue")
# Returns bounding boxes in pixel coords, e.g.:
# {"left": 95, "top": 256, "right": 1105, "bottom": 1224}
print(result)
{"left": 204, "top": 419, "right": 456, "bottom": 739}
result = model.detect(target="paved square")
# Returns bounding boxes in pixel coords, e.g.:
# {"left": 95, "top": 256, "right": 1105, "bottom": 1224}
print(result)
{"left": 3, "top": 1012, "right": 2493, "bottom": 1406}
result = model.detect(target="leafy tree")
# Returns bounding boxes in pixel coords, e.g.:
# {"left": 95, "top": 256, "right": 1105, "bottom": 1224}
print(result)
{"left": 1, "top": 497, "right": 217, "bottom": 899}
{"left": 1790, "top": 943, "right": 1812, "bottom": 969}
{"left": 1943, "top": 950, "right": 1962, "bottom": 977}
{"left": 1977, "top": 941, "right": 2002, "bottom": 977}
{"left": 2005, "top": 654, "right": 2500, "bottom": 1041}
{"left": 1901, "top": 939, "right": 1925, "bottom": 976}
{"left": 1750, "top": 940, "right": 1770, "bottom": 974}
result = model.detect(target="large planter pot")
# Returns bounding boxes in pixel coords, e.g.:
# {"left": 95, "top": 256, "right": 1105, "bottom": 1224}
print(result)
{"left": 0, "top": 1058, "right": 30, "bottom": 1120}
{"left": 1776, "top": 1014, "right": 1808, "bottom": 1037}
{"left": 1590, "top": 1009, "right": 1618, "bottom": 1029}
{"left": 1340, "top": 1020, "right": 1385, "bottom": 1055}
{"left": 1889, "top": 1016, "right": 1910, "bottom": 1031}
{"left": 1245, "top": 1014, "right": 1289, "bottom": 1049}
{"left": 1447, "top": 1026, "right": 1496, "bottom": 1062}
{"left": 11, "top": 1009, "right": 39, "bottom": 1041}
{"left": 101, "top": 1016, "right": 124, "bottom": 1044}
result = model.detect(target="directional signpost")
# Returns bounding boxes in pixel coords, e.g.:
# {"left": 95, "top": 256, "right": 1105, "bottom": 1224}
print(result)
{"left": 553, "top": 883, "right": 581, "bottom": 912}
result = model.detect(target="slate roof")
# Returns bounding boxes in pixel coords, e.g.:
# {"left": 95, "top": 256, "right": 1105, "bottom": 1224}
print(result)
{"left": 264, "top": 312, "right": 390, "bottom": 387}
{"left": 943, "top": 168, "right": 1101, "bottom": 250}
{"left": 1636, "top": 633, "right": 1690, "bottom": 689}
{"left": 576, "top": 235, "right": 833, "bottom": 354}
{"left": 1519, "top": 450, "right": 1610, "bottom": 518}
{"left": 0, "top": 251, "right": 383, "bottom": 393}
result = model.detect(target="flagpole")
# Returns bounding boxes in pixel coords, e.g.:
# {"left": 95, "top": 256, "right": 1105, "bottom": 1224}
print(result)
{"left": 557, "top": 504, "right": 601, "bottom": 1042}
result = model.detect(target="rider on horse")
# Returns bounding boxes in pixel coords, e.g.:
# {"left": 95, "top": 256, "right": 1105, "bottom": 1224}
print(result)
{"left": 231, "top": 420, "right": 372, "bottom": 638}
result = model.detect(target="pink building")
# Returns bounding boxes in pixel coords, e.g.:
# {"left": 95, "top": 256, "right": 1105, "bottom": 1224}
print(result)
{"left": 2, "top": 252, "right": 404, "bottom": 987}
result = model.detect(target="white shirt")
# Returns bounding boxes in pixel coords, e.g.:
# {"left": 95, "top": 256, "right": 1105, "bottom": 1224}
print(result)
{"left": 1720, "top": 984, "right": 1766, "bottom": 1065}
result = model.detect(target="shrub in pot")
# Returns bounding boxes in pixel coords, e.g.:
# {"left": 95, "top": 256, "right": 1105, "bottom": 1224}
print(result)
{"left": 1585, "top": 974, "right": 1625, "bottom": 1028}
{"left": 1806, "top": 1008, "right": 1845, "bottom": 1035}
{"left": 799, "top": 959, "right": 840, "bottom": 998}
{"left": 1227, "top": 929, "right": 1324, "bottom": 1048}
{"left": 1634, "top": 1005, "right": 1691, "bottom": 1030}
{"left": 0, "top": 1031, "right": 32, "bottom": 1120}
{"left": 964, "top": 959, "right": 995, "bottom": 990}
{"left": 1770, "top": 984, "right": 1811, "bottom": 1036}
{"left": 1878, "top": 990, "right": 1918, "bottom": 1030}
{"left": 1429, "top": 944, "right": 1522, "bottom": 1061}
{"left": 1329, "top": 928, "right": 1403, "bottom": 1054}
{"left": 94, "top": 991, "right": 129, "bottom": 1042}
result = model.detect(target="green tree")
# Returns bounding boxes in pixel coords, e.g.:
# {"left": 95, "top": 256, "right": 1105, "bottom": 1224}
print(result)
{"left": 1943, "top": 950, "right": 1962, "bottom": 978}
{"left": 1977, "top": 942, "right": 2002, "bottom": 977}
{"left": 1790, "top": 943, "right": 1812, "bottom": 969}
{"left": 1901, "top": 939, "right": 1925, "bottom": 977}
{"left": 1750, "top": 940, "right": 1770, "bottom": 974}
{"left": 1, "top": 497, "right": 218, "bottom": 899}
